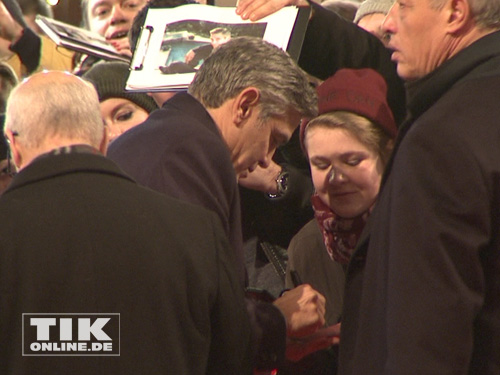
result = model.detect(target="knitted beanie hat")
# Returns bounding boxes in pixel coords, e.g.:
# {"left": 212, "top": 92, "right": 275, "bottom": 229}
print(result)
{"left": 300, "top": 68, "right": 397, "bottom": 148}
{"left": 83, "top": 61, "right": 158, "bottom": 114}
{"left": 353, "top": 0, "right": 394, "bottom": 24}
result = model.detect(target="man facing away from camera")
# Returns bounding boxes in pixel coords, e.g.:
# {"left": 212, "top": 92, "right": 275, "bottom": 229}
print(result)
{"left": 0, "top": 71, "right": 253, "bottom": 375}
{"left": 107, "top": 37, "right": 339, "bottom": 370}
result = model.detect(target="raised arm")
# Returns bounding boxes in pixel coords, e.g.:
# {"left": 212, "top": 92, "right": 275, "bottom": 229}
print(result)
{"left": 236, "top": 0, "right": 406, "bottom": 125}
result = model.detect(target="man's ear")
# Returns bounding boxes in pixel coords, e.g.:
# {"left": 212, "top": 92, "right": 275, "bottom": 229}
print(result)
{"left": 232, "top": 87, "right": 260, "bottom": 126}
{"left": 446, "top": 0, "right": 470, "bottom": 34}
{"left": 4, "top": 129, "right": 22, "bottom": 169}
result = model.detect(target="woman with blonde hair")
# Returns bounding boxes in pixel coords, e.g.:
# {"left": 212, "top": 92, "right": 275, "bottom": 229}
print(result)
{"left": 282, "top": 68, "right": 396, "bottom": 374}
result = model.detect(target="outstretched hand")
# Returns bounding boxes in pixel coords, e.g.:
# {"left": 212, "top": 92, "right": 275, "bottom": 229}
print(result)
{"left": 236, "top": 0, "right": 309, "bottom": 21}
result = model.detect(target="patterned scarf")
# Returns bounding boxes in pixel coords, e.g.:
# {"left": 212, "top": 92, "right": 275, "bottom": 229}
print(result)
{"left": 311, "top": 194, "right": 370, "bottom": 264}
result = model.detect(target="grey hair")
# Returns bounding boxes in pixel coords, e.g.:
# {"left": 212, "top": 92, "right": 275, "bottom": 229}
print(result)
{"left": 429, "top": 0, "right": 500, "bottom": 29}
{"left": 5, "top": 74, "right": 104, "bottom": 149}
{"left": 188, "top": 37, "right": 318, "bottom": 121}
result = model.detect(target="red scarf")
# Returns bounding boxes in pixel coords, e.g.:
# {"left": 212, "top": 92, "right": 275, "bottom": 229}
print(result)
{"left": 311, "top": 194, "right": 370, "bottom": 264}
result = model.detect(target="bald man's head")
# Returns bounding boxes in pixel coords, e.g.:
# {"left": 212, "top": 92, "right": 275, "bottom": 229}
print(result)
{"left": 4, "top": 71, "right": 106, "bottom": 169}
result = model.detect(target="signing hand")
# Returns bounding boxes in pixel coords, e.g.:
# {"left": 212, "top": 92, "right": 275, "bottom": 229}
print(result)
{"left": 273, "top": 284, "right": 326, "bottom": 338}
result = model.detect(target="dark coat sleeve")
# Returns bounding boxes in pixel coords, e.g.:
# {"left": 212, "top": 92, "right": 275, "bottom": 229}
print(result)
{"left": 349, "top": 77, "right": 500, "bottom": 374}
{"left": 206, "top": 209, "right": 254, "bottom": 375}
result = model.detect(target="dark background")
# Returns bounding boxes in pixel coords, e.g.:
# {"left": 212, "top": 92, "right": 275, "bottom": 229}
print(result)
{"left": 52, "top": 1, "right": 82, "bottom": 27}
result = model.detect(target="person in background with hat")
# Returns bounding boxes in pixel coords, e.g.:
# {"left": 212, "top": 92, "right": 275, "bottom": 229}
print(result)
{"left": 353, "top": 0, "right": 394, "bottom": 46}
{"left": 83, "top": 60, "right": 158, "bottom": 142}
{"left": 281, "top": 68, "right": 396, "bottom": 374}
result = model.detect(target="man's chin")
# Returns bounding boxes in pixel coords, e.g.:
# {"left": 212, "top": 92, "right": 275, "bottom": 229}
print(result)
{"left": 395, "top": 63, "right": 422, "bottom": 81}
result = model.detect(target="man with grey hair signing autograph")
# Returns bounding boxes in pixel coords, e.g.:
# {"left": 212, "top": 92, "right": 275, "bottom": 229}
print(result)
{"left": 108, "top": 36, "right": 339, "bottom": 371}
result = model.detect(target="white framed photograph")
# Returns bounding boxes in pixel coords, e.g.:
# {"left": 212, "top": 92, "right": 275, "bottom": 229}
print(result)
{"left": 126, "top": 4, "right": 309, "bottom": 92}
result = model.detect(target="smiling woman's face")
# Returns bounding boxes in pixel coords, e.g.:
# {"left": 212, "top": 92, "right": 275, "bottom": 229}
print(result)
{"left": 306, "top": 126, "right": 384, "bottom": 219}
{"left": 100, "top": 97, "right": 149, "bottom": 142}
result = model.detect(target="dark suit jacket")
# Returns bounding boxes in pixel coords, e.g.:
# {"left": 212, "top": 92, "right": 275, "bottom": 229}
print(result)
{"left": 0, "top": 148, "right": 252, "bottom": 375}
{"left": 108, "top": 93, "right": 287, "bottom": 370}
{"left": 108, "top": 93, "right": 246, "bottom": 283}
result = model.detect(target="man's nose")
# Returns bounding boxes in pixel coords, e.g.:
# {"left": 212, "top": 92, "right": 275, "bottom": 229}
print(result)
{"left": 381, "top": 2, "right": 397, "bottom": 34}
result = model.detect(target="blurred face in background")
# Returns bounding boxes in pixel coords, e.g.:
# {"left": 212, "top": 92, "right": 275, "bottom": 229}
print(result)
{"left": 100, "top": 97, "right": 149, "bottom": 142}
{"left": 306, "top": 126, "right": 384, "bottom": 219}
{"left": 210, "top": 32, "right": 231, "bottom": 49}
{"left": 357, "top": 13, "right": 390, "bottom": 47}
{"left": 85, "top": 0, "right": 147, "bottom": 54}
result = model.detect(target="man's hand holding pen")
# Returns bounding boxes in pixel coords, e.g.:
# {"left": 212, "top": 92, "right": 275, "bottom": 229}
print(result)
{"left": 273, "top": 271, "right": 341, "bottom": 361}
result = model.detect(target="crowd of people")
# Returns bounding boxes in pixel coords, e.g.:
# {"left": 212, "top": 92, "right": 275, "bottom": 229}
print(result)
{"left": 1, "top": 0, "right": 500, "bottom": 374}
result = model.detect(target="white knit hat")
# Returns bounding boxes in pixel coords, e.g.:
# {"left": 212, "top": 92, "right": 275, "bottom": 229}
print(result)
{"left": 353, "top": 0, "right": 394, "bottom": 24}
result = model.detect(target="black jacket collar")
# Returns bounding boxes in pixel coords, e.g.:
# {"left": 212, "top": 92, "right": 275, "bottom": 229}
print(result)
{"left": 4, "top": 150, "right": 135, "bottom": 195}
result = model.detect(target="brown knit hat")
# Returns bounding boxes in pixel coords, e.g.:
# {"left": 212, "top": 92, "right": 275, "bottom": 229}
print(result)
{"left": 300, "top": 68, "right": 397, "bottom": 148}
